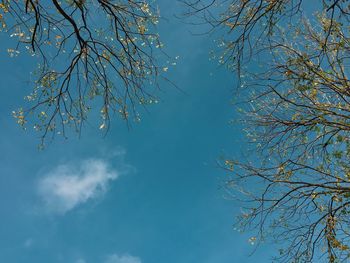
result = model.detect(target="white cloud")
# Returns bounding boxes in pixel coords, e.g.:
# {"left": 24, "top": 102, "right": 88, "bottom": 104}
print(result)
{"left": 105, "top": 254, "right": 142, "bottom": 263}
{"left": 75, "top": 259, "right": 86, "bottom": 263}
{"left": 38, "top": 159, "right": 118, "bottom": 214}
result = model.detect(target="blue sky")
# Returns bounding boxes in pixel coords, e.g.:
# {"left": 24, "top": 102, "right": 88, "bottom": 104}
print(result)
{"left": 0, "top": 1, "right": 274, "bottom": 262}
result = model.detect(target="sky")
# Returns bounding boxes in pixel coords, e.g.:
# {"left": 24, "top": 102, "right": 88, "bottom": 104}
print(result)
{"left": 0, "top": 1, "right": 275, "bottom": 263}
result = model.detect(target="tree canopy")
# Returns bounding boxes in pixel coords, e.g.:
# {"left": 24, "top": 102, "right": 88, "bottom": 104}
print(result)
{"left": 1, "top": 0, "right": 167, "bottom": 143}
{"left": 185, "top": 0, "right": 350, "bottom": 262}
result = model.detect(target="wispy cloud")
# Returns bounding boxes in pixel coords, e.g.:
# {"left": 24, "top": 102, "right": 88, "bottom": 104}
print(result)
{"left": 105, "top": 254, "right": 142, "bottom": 263}
{"left": 38, "top": 159, "right": 118, "bottom": 214}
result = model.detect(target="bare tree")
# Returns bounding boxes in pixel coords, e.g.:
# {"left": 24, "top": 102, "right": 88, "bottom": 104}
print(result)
{"left": 1, "top": 0, "right": 167, "bottom": 144}
{"left": 185, "top": 0, "right": 350, "bottom": 262}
